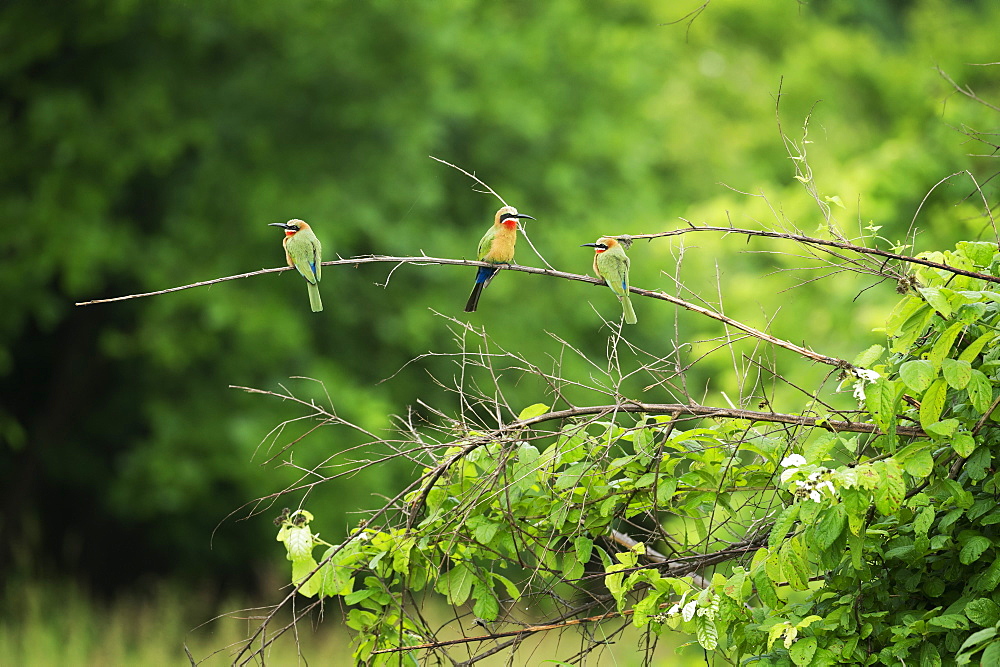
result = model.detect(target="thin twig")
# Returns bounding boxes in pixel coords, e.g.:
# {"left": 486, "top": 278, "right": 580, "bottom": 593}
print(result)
{"left": 622, "top": 224, "right": 1000, "bottom": 285}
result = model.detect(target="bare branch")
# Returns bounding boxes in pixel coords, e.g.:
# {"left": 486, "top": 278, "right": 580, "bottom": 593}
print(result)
{"left": 76, "top": 253, "right": 855, "bottom": 369}
{"left": 622, "top": 224, "right": 1000, "bottom": 285}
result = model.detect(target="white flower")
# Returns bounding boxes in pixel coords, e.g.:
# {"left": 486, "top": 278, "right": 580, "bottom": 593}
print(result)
{"left": 781, "top": 454, "right": 807, "bottom": 468}
{"left": 854, "top": 368, "right": 881, "bottom": 383}
{"left": 851, "top": 368, "right": 881, "bottom": 401}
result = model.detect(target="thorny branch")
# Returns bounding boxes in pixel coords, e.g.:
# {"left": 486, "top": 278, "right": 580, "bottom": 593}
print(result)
{"left": 622, "top": 224, "right": 1000, "bottom": 286}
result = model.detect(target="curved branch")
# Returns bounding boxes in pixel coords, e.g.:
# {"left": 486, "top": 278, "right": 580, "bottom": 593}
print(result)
{"left": 623, "top": 223, "right": 1000, "bottom": 285}
{"left": 511, "top": 401, "right": 923, "bottom": 438}
{"left": 76, "top": 254, "right": 852, "bottom": 369}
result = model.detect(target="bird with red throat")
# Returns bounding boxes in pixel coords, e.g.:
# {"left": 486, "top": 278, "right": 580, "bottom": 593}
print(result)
{"left": 464, "top": 206, "right": 535, "bottom": 312}
{"left": 269, "top": 219, "right": 323, "bottom": 312}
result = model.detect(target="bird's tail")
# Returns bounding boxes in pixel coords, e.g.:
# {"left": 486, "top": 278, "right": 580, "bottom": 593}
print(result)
{"left": 621, "top": 294, "right": 637, "bottom": 325}
{"left": 464, "top": 266, "right": 497, "bottom": 313}
{"left": 307, "top": 282, "right": 323, "bottom": 312}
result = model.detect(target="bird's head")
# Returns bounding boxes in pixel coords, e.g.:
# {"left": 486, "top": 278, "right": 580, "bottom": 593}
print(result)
{"left": 581, "top": 236, "right": 617, "bottom": 253}
{"left": 495, "top": 206, "right": 535, "bottom": 229}
{"left": 269, "top": 219, "right": 310, "bottom": 236}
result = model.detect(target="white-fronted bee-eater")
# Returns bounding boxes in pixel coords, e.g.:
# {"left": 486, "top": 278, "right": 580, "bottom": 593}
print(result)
{"left": 581, "top": 236, "right": 636, "bottom": 325}
{"left": 464, "top": 206, "right": 535, "bottom": 312}
{"left": 269, "top": 219, "right": 323, "bottom": 312}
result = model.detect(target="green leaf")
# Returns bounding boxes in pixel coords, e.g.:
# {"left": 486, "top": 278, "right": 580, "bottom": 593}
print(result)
{"left": 866, "top": 378, "right": 902, "bottom": 434}
{"left": 914, "top": 505, "right": 935, "bottom": 535}
{"left": 982, "top": 642, "right": 1000, "bottom": 665}
{"left": 804, "top": 432, "right": 838, "bottom": 463}
{"left": 790, "top": 636, "right": 818, "bottom": 667}
{"left": 874, "top": 459, "right": 905, "bottom": 515}
{"left": 769, "top": 504, "right": 801, "bottom": 550}
{"left": 919, "top": 641, "right": 942, "bottom": 667}
{"left": 976, "top": 557, "right": 1000, "bottom": 592}
{"left": 961, "top": 536, "right": 992, "bottom": 565}
{"left": 957, "top": 241, "right": 998, "bottom": 267}
{"left": 928, "top": 613, "right": 968, "bottom": 630}
{"left": 917, "top": 286, "right": 953, "bottom": 319}
{"left": 965, "top": 598, "right": 1000, "bottom": 626}
{"left": 919, "top": 379, "right": 948, "bottom": 431}
{"left": 490, "top": 572, "right": 521, "bottom": 601}
{"left": 942, "top": 358, "right": 973, "bottom": 389}
{"left": 780, "top": 538, "right": 810, "bottom": 591}
{"left": 436, "top": 562, "right": 475, "bottom": 605}
{"left": 812, "top": 504, "right": 847, "bottom": 550}
{"left": 471, "top": 518, "right": 501, "bottom": 545}
{"left": 517, "top": 403, "right": 550, "bottom": 420}
{"left": 633, "top": 424, "right": 654, "bottom": 453}
{"left": 892, "top": 305, "right": 935, "bottom": 353}
{"left": 695, "top": 613, "right": 718, "bottom": 650}
{"left": 897, "top": 442, "right": 934, "bottom": 478}
{"left": 765, "top": 549, "right": 783, "bottom": 585}
{"left": 318, "top": 557, "right": 354, "bottom": 598}
{"left": 886, "top": 296, "right": 927, "bottom": 339}
{"left": 966, "top": 446, "right": 992, "bottom": 482}
{"left": 753, "top": 567, "right": 778, "bottom": 607}
{"left": 472, "top": 582, "right": 500, "bottom": 621}
{"left": 656, "top": 477, "right": 678, "bottom": 504}
{"left": 346, "top": 608, "right": 377, "bottom": 631}
{"left": 291, "top": 555, "right": 321, "bottom": 598}
{"left": 928, "top": 322, "right": 965, "bottom": 367}
{"left": 953, "top": 432, "right": 976, "bottom": 458}
{"left": 968, "top": 370, "right": 994, "bottom": 414}
{"left": 958, "top": 332, "right": 996, "bottom": 363}
{"left": 926, "top": 418, "right": 959, "bottom": 438}
{"left": 900, "top": 359, "right": 937, "bottom": 393}
{"left": 853, "top": 344, "right": 885, "bottom": 368}
{"left": 561, "top": 554, "right": 585, "bottom": 580}
{"left": 574, "top": 536, "right": 594, "bottom": 565}
{"left": 723, "top": 568, "right": 748, "bottom": 602}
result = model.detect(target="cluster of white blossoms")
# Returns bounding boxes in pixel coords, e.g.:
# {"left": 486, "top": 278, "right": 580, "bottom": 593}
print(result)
{"left": 780, "top": 454, "right": 836, "bottom": 502}
{"left": 849, "top": 368, "right": 881, "bottom": 401}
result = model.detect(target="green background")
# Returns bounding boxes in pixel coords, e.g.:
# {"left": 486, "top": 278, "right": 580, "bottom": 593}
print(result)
{"left": 1, "top": 0, "right": 998, "bottom": 660}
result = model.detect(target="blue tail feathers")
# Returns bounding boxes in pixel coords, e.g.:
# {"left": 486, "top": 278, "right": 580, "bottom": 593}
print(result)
{"left": 465, "top": 266, "right": 499, "bottom": 312}
{"left": 475, "top": 266, "right": 497, "bottom": 284}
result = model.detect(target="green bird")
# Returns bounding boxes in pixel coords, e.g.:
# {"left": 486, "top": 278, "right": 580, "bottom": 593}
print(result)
{"left": 581, "top": 236, "right": 637, "bottom": 325}
{"left": 269, "top": 219, "right": 323, "bottom": 312}
{"left": 464, "top": 205, "right": 536, "bottom": 312}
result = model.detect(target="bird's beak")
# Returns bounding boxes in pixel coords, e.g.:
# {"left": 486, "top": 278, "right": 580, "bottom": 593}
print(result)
{"left": 269, "top": 222, "right": 291, "bottom": 229}
{"left": 580, "top": 243, "right": 599, "bottom": 248}
{"left": 514, "top": 213, "right": 536, "bottom": 220}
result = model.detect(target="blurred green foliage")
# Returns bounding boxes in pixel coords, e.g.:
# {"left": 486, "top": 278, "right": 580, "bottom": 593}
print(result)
{"left": 1, "top": 0, "right": 998, "bottom": 589}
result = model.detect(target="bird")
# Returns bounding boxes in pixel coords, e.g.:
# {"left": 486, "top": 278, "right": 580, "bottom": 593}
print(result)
{"left": 464, "top": 206, "right": 535, "bottom": 312}
{"left": 581, "top": 236, "right": 637, "bottom": 325}
{"left": 269, "top": 219, "right": 323, "bottom": 312}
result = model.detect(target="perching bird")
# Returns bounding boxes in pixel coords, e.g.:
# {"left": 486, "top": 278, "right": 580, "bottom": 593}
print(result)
{"left": 464, "top": 206, "right": 535, "bottom": 312}
{"left": 581, "top": 236, "right": 637, "bottom": 325}
{"left": 269, "top": 219, "right": 323, "bottom": 312}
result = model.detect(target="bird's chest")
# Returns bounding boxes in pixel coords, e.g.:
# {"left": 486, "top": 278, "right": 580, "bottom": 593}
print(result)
{"left": 483, "top": 228, "right": 516, "bottom": 262}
